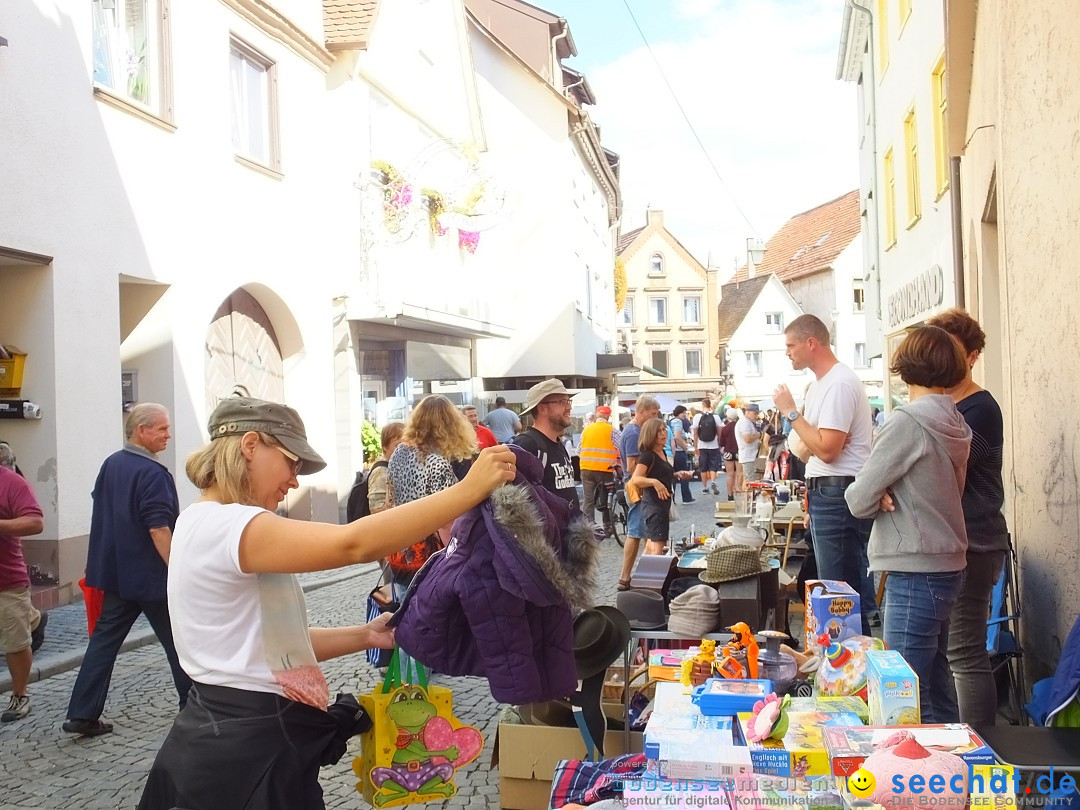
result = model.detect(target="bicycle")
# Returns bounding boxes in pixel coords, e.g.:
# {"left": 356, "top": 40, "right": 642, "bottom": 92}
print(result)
{"left": 602, "top": 473, "right": 629, "bottom": 547}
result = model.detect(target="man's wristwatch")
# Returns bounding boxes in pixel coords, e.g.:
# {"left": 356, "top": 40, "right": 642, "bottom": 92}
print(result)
{"left": 787, "top": 410, "right": 800, "bottom": 422}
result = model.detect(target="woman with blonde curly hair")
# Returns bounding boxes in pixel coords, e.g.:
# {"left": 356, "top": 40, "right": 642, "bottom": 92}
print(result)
{"left": 387, "top": 395, "right": 477, "bottom": 575}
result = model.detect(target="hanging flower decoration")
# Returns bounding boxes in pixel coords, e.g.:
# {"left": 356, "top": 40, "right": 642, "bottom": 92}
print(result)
{"left": 614, "top": 258, "right": 627, "bottom": 311}
{"left": 421, "top": 189, "right": 448, "bottom": 237}
{"left": 370, "top": 160, "right": 412, "bottom": 234}
{"left": 458, "top": 230, "right": 479, "bottom": 254}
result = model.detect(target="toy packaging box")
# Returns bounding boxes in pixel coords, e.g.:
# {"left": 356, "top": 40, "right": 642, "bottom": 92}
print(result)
{"left": 645, "top": 682, "right": 747, "bottom": 780}
{"left": 835, "top": 764, "right": 1016, "bottom": 810}
{"left": 736, "top": 710, "right": 865, "bottom": 777}
{"left": 865, "top": 649, "right": 921, "bottom": 725}
{"left": 787, "top": 696, "right": 869, "bottom": 724}
{"left": 649, "top": 648, "right": 697, "bottom": 682}
{"left": 804, "top": 580, "right": 861, "bottom": 654}
{"left": 822, "top": 723, "right": 996, "bottom": 777}
{"left": 725, "top": 774, "right": 843, "bottom": 810}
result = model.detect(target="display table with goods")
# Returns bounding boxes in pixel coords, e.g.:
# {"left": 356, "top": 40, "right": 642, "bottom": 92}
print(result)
{"left": 538, "top": 579, "right": 1047, "bottom": 810}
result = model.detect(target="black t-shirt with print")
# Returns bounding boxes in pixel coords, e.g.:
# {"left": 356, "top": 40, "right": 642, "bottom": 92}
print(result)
{"left": 512, "top": 427, "right": 580, "bottom": 507}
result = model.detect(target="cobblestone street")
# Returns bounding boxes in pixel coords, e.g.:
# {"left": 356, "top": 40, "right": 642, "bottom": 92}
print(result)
{"left": 0, "top": 487, "right": 726, "bottom": 809}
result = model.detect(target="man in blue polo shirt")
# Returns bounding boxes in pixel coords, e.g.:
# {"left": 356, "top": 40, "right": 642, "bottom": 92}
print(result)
{"left": 63, "top": 403, "right": 191, "bottom": 736}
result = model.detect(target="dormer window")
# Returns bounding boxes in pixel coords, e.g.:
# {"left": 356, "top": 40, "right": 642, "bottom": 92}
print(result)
{"left": 649, "top": 253, "right": 665, "bottom": 276}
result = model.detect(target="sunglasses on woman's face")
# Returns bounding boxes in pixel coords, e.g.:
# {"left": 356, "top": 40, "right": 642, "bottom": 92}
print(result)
{"left": 265, "top": 438, "right": 302, "bottom": 475}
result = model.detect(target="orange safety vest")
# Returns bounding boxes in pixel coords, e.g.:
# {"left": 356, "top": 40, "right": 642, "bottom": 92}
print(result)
{"left": 579, "top": 420, "right": 618, "bottom": 472}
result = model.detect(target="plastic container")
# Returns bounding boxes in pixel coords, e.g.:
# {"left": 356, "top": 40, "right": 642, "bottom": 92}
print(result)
{"left": 691, "top": 677, "right": 774, "bottom": 715}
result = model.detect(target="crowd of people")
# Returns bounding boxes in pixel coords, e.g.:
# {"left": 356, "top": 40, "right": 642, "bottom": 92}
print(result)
{"left": 0, "top": 305, "right": 1010, "bottom": 804}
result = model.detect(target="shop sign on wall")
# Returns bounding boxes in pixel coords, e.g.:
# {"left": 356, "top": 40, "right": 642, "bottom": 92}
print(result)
{"left": 887, "top": 265, "right": 944, "bottom": 328}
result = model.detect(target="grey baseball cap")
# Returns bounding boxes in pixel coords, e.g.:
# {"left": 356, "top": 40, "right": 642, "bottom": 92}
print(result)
{"left": 207, "top": 397, "right": 326, "bottom": 475}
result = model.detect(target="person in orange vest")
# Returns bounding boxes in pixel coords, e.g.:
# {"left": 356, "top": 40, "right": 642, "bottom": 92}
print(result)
{"left": 579, "top": 405, "right": 619, "bottom": 535}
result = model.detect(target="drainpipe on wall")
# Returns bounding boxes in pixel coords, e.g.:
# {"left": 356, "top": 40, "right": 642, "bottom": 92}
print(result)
{"left": 550, "top": 24, "right": 570, "bottom": 89}
{"left": 950, "top": 156, "right": 965, "bottom": 308}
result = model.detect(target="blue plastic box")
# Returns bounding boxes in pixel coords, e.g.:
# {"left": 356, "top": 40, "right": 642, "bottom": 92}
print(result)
{"left": 691, "top": 677, "right": 774, "bottom": 715}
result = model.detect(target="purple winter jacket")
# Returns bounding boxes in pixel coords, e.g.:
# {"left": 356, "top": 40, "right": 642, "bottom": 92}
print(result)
{"left": 393, "top": 445, "right": 598, "bottom": 704}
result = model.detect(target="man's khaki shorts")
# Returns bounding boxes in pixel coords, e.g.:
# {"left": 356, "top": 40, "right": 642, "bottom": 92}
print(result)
{"left": 0, "top": 587, "right": 36, "bottom": 654}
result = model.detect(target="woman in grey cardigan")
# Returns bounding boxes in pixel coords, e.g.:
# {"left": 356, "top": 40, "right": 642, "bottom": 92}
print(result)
{"left": 845, "top": 326, "right": 971, "bottom": 722}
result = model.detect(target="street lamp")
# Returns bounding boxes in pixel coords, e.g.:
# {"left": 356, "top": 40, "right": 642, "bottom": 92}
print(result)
{"left": 746, "top": 237, "right": 766, "bottom": 276}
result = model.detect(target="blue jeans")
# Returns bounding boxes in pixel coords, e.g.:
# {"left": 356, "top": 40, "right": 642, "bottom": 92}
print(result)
{"left": 67, "top": 590, "right": 191, "bottom": 721}
{"left": 672, "top": 451, "right": 693, "bottom": 502}
{"left": 883, "top": 570, "right": 965, "bottom": 723}
{"left": 626, "top": 502, "right": 645, "bottom": 540}
{"left": 807, "top": 484, "right": 876, "bottom": 633}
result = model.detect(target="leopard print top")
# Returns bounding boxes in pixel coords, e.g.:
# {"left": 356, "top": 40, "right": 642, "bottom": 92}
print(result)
{"left": 388, "top": 443, "right": 458, "bottom": 506}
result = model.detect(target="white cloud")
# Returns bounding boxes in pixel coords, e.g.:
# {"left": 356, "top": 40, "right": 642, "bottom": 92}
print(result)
{"left": 590, "top": 0, "right": 858, "bottom": 279}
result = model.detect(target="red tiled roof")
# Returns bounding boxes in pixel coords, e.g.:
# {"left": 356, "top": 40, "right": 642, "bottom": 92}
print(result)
{"left": 616, "top": 226, "right": 644, "bottom": 255}
{"left": 716, "top": 274, "right": 771, "bottom": 345}
{"left": 731, "top": 190, "right": 860, "bottom": 284}
{"left": 324, "top": 0, "right": 379, "bottom": 51}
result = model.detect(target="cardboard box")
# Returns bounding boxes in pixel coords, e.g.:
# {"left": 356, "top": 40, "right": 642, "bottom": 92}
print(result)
{"left": 804, "top": 579, "right": 861, "bottom": 654}
{"left": 493, "top": 705, "right": 643, "bottom": 810}
{"left": 865, "top": 649, "right": 921, "bottom": 725}
{"left": 736, "top": 710, "right": 864, "bottom": 777}
{"left": 823, "top": 723, "right": 996, "bottom": 777}
{"left": 645, "top": 715, "right": 749, "bottom": 781}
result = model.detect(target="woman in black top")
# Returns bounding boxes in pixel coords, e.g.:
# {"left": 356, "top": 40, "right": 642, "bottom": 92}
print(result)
{"left": 926, "top": 308, "right": 1010, "bottom": 726}
{"left": 632, "top": 418, "right": 692, "bottom": 554}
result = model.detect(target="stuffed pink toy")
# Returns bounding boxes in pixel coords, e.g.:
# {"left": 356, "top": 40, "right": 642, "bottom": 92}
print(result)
{"left": 862, "top": 732, "right": 968, "bottom": 807}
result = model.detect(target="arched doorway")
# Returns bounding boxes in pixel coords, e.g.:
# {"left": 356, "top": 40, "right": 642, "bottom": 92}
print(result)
{"left": 205, "top": 288, "right": 284, "bottom": 411}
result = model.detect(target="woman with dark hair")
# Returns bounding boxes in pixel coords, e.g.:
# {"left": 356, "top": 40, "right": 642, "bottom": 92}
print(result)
{"left": 925, "top": 308, "right": 1010, "bottom": 726}
{"left": 845, "top": 326, "right": 972, "bottom": 722}
{"left": 631, "top": 418, "right": 692, "bottom": 555}
{"left": 137, "top": 397, "right": 514, "bottom": 809}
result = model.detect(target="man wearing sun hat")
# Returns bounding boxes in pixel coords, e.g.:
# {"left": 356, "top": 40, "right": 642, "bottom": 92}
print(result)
{"left": 579, "top": 404, "right": 619, "bottom": 533}
{"left": 512, "top": 379, "right": 580, "bottom": 507}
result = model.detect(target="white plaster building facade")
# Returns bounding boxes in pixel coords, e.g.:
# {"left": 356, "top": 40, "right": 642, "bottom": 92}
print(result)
{"left": 837, "top": 0, "right": 956, "bottom": 410}
{"left": 716, "top": 275, "right": 809, "bottom": 405}
{"left": 615, "top": 210, "right": 719, "bottom": 404}
{"left": 0, "top": 0, "right": 619, "bottom": 605}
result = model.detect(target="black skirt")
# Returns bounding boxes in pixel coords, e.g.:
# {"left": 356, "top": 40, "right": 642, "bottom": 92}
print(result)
{"left": 641, "top": 490, "right": 672, "bottom": 542}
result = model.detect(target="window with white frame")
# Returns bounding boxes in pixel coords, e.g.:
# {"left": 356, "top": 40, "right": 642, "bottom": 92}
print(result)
{"left": 230, "top": 38, "right": 278, "bottom": 168}
{"left": 685, "top": 348, "right": 702, "bottom": 377}
{"left": 92, "top": 0, "right": 168, "bottom": 113}
{"left": 765, "top": 312, "right": 783, "bottom": 334}
{"left": 855, "top": 343, "right": 868, "bottom": 368}
{"left": 649, "top": 297, "right": 667, "bottom": 325}
{"left": 853, "top": 285, "right": 866, "bottom": 312}
{"left": 649, "top": 253, "right": 665, "bottom": 276}
{"left": 682, "top": 296, "right": 701, "bottom": 325}
{"left": 745, "top": 351, "right": 763, "bottom": 376}
{"left": 619, "top": 298, "right": 634, "bottom": 326}
{"left": 651, "top": 349, "right": 669, "bottom": 376}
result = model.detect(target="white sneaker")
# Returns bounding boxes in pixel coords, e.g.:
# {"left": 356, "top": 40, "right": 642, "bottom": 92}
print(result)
{"left": 1, "top": 694, "right": 30, "bottom": 722}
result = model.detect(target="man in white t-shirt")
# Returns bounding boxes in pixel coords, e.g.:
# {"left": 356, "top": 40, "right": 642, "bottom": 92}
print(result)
{"left": 773, "top": 314, "right": 877, "bottom": 632}
{"left": 734, "top": 403, "right": 763, "bottom": 486}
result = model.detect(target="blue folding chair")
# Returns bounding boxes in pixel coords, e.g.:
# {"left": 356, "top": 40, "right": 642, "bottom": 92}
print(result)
{"left": 987, "top": 535, "right": 1028, "bottom": 725}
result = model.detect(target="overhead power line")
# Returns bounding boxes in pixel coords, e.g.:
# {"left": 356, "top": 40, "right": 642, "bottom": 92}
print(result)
{"left": 619, "top": 0, "right": 761, "bottom": 237}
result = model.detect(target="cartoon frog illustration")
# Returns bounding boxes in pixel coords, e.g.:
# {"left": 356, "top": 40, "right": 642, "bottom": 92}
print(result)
{"left": 370, "top": 687, "right": 458, "bottom": 806}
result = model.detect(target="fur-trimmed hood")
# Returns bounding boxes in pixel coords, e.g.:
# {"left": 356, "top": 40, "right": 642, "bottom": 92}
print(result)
{"left": 393, "top": 458, "right": 601, "bottom": 704}
{"left": 488, "top": 481, "right": 596, "bottom": 610}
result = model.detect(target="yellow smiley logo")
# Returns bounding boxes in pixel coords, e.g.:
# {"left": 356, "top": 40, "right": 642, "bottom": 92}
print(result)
{"left": 848, "top": 768, "right": 877, "bottom": 798}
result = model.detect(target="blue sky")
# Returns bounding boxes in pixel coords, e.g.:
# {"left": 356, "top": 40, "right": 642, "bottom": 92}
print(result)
{"left": 544, "top": 0, "right": 860, "bottom": 278}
